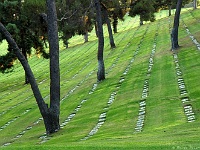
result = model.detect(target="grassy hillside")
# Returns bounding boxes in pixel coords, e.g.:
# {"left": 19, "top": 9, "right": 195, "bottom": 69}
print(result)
{"left": 0, "top": 8, "right": 200, "bottom": 149}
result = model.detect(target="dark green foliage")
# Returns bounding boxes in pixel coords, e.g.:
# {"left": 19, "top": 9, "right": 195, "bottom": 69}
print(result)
{"left": 129, "top": 0, "right": 156, "bottom": 24}
{"left": 57, "top": 0, "right": 94, "bottom": 47}
{"left": 0, "top": 0, "right": 49, "bottom": 74}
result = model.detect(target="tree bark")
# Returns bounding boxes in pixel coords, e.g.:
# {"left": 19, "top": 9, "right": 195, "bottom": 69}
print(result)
{"left": 113, "top": 14, "right": 118, "bottom": 33}
{"left": 102, "top": 5, "right": 116, "bottom": 49}
{"left": 84, "top": 30, "right": 89, "bottom": 43}
{"left": 21, "top": 48, "right": 29, "bottom": 84}
{"left": 46, "top": 0, "right": 60, "bottom": 134}
{"left": 168, "top": 4, "right": 172, "bottom": 16}
{"left": 194, "top": 0, "right": 197, "bottom": 9}
{"left": 171, "top": 0, "right": 182, "bottom": 50}
{"left": 94, "top": 0, "right": 105, "bottom": 81}
{"left": 140, "top": 15, "right": 144, "bottom": 26}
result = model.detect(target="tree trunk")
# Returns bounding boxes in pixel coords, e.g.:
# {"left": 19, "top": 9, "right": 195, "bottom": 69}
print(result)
{"left": 46, "top": 0, "right": 60, "bottom": 134}
{"left": 194, "top": 0, "right": 197, "bottom": 9}
{"left": 102, "top": 6, "right": 116, "bottom": 49}
{"left": 140, "top": 15, "right": 143, "bottom": 26}
{"left": 84, "top": 30, "right": 89, "bottom": 43}
{"left": 94, "top": 0, "right": 105, "bottom": 81}
{"left": 171, "top": 0, "right": 182, "bottom": 50}
{"left": 95, "top": 23, "right": 98, "bottom": 37}
{"left": 113, "top": 14, "right": 118, "bottom": 33}
{"left": 22, "top": 48, "right": 29, "bottom": 84}
{"left": 168, "top": 5, "right": 172, "bottom": 16}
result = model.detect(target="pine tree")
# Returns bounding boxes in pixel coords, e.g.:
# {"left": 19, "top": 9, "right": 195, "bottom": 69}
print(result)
{"left": 0, "top": 0, "right": 49, "bottom": 83}
{"left": 129, "top": 0, "right": 156, "bottom": 25}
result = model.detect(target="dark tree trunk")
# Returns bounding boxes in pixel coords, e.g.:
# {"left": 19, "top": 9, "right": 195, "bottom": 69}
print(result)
{"left": 22, "top": 48, "right": 29, "bottom": 84}
{"left": 168, "top": 5, "right": 172, "bottom": 16}
{"left": 94, "top": 0, "right": 105, "bottom": 81}
{"left": 46, "top": 0, "right": 60, "bottom": 134}
{"left": 140, "top": 15, "right": 143, "bottom": 26}
{"left": 171, "top": 0, "right": 182, "bottom": 50}
{"left": 113, "top": 14, "right": 118, "bottom": 33}
{"left": 95, "top": 23, "right": 98, "bottom": 37}
{"left": 194, "top": 0, "right": 197, "bottom": 9}
{"left": 84, "top": 30, "right": 89, "bottom": 43}
{"left": 102, "top": 5, "right": 116, "bottom": 49}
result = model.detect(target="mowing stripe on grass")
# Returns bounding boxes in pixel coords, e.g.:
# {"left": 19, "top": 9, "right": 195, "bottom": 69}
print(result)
{"left": 80, "top": 23, "right": 151, "bottom": 140}
{"left": 172, "top": 52, "right": 195, "bottom": 122}
{"left": 134, "top": 20, "right": 160, "bottom": 132}
{"left": 168, "top": 16, "right": 196, "bottom": 123}
{"left": 1, "top": 17, "right": 140, "bottom": 146}
{"left": 38, "top": 18, "right": 142, "bottom": 144}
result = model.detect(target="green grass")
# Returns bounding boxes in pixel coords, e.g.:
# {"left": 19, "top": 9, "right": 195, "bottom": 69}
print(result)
{"left": 0, "top": 8, "right": 200, "bottom": 149}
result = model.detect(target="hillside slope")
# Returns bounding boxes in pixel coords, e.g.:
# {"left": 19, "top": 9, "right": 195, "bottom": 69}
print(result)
{"left": 0, "top": 8, "right": 200, "bottom": 149}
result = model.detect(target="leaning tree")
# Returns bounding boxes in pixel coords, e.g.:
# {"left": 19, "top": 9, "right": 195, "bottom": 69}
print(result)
{"left": 0, "top": 0, "right": 60, "bottom": 134}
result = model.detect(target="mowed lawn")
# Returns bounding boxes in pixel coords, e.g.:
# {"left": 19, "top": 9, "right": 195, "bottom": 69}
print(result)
{"left": 0, "top": 8, "right": 200, "bottom": 150}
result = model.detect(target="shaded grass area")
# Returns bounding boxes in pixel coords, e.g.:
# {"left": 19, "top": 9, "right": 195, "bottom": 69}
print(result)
{"left": 0, "top": 8, "right": 200, "bottom": 149}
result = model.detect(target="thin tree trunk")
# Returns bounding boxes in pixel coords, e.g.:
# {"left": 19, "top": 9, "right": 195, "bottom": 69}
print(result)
{"left": 84, "top": 30, "right": 89, "bottom": 43}
{"left": 168, "top": 5, "right": 172, "bottom": 16}
{"left": 102, "top": 6, "right": 116, "bottom": 49}
{"left": 94, "top": 0, "right": 105, "bottom": 81}
{"left": 140, "top": 15, "right": 143, "bottom": 26}
{"left": 46, "top": 0, "right": 60, "bottom": 134}
{"left": 171, "top": 0, "right": 182, "bottom": 50}
{"left": 22, "top": 48, "right": 29, "bottom": 84}
{"left": 113, "top": 14, "right": 118, "bottom": 33}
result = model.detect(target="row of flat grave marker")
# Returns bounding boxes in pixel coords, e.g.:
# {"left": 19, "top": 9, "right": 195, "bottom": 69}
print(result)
{"left": 7, "top": 18, "right": 148, "bottom": 145}
{"left": 106, "top": 25, "right": 141, "bottom": 75}
{"left": 0, "top": 108, "right": 31, "bottom": 133}
{"left": 39, "top": 99, "right": 88, "bottom": 144}
{"left": 82, "top": 24, "right": 151, "bottom": 140}
{"left": 3, "top": 117, "right": 43, "bottom": 146}
{"left": 2, "top": 20, "right": 139, "bottom": 146}
{"left": 135, "top": 23, "right": 159, "bottom": 132}
{"left": 42, "top": 25, "right": 145, "bottom": 142}
{"left": 182, "top": 21, "right": 200, "bottom": 51}
{"left": 173, "top": 53, "right": 195, "bottom": 123}
{"left": 82, "top": 91, "right": 117, "bottom": 140}
{"left": 187, "top": 9, "right": 200, "bottom": 23}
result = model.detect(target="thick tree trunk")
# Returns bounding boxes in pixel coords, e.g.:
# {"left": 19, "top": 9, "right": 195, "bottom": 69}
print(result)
{"left": 94, "top": 0, "right": 105, "bottom": 81}
{"left": 171, "top": 0, "right": 182, "bottom": 50}
{"left": 194, "top": 0, "right": 197, "bottom": 9}
{"left": 102, "top": 6, "right": 116, "bottom": 49}
{"left": 113, "top": 14, "right": 118, "bottom": 33}
{"left": 0, "top": 22, "right": 49, "bottom": 132}
{"left": 46, "top": 0, "right": 60, "bottom": 134}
